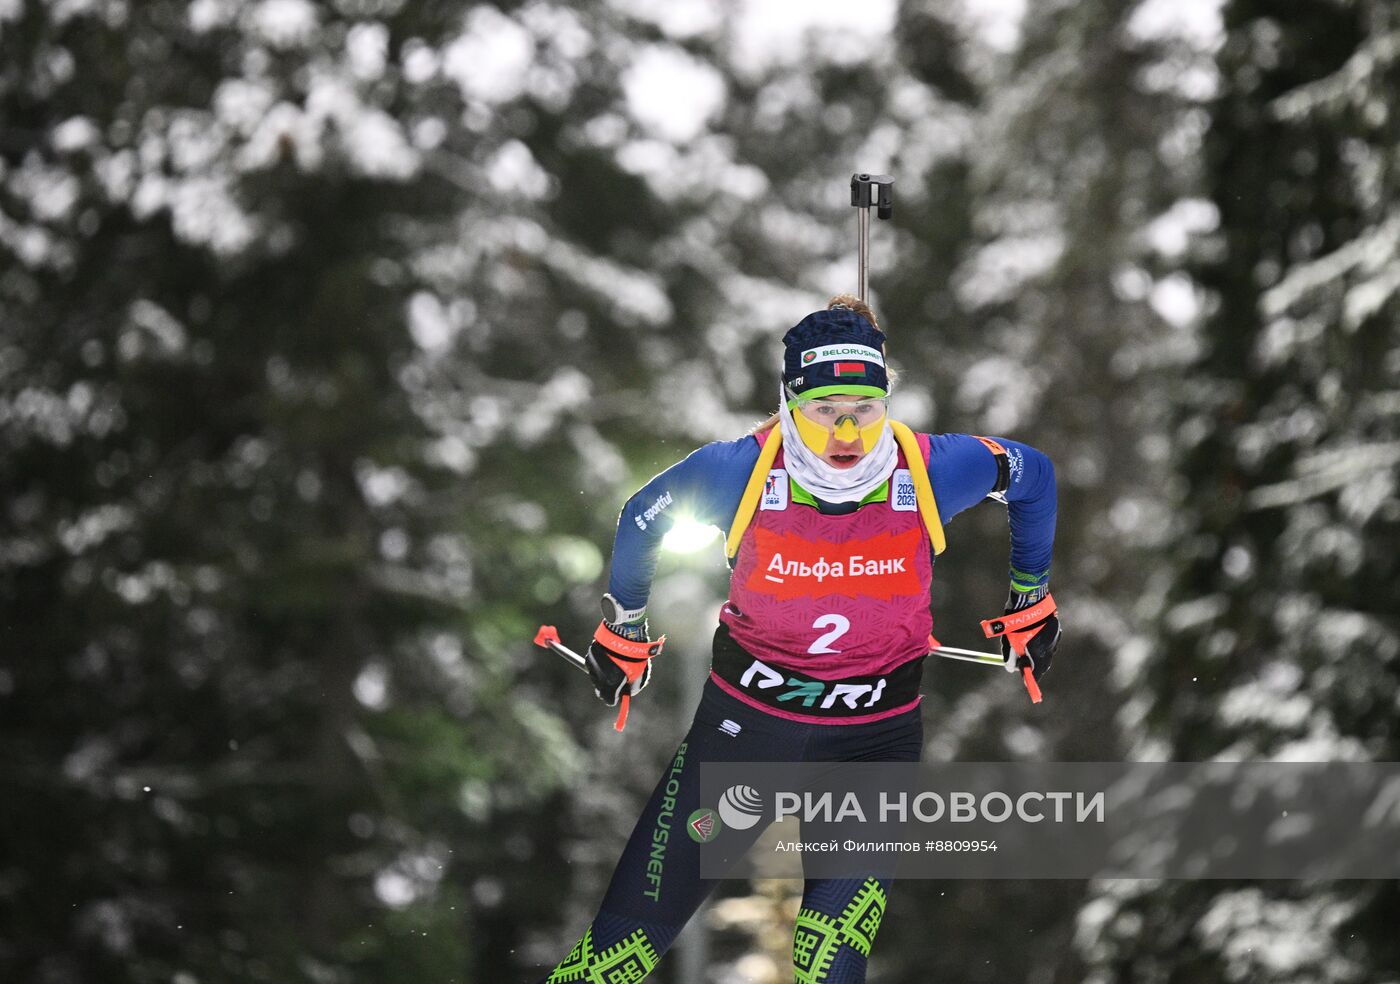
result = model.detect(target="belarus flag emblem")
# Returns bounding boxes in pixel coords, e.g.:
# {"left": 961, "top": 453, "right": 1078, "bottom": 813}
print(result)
{"left": 834, "top": 362, "right": 866, "bottom": 377}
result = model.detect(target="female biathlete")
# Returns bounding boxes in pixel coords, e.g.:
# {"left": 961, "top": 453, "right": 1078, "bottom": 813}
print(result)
{"left": 541, "top": 297, "right": 1060, "bottom": 983}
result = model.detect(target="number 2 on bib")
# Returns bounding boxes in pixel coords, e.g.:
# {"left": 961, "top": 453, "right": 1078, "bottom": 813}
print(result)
{"left": 808, "top": 613, "right": 850, "bottom": 655}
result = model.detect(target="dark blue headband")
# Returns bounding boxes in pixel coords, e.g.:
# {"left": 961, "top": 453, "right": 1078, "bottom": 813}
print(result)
{"left": 781, "top": 308, "right": 889, "bottom": 398}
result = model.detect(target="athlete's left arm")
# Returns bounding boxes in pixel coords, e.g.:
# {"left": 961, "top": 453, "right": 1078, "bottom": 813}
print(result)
{"left": 924, "top": 433, "right": 1057, "bottom": 593}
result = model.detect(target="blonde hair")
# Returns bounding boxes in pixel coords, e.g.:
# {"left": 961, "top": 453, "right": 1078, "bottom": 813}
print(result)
{"left": 825, "top": 293, "right": 879, "bottom": 329}
{"left": 752, "top": 413, "right": 780, "bottom": 435}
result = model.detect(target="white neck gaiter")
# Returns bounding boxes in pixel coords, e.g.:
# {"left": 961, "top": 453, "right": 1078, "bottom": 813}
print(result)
{"left": 775, "top": 382, "right": 898, "bottom": 503}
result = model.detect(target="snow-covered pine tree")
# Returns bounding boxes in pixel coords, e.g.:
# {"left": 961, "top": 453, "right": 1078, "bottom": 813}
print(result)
{"left": 1076, "top": 1, "right": 1400, "bottom": 980}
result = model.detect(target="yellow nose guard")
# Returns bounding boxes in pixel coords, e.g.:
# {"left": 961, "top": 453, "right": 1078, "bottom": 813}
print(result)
{"left": 793, "top": 409, "right": 887, "bottom": 455}
{"left": 833, "top": 417, "right": 860, "bottom": 443}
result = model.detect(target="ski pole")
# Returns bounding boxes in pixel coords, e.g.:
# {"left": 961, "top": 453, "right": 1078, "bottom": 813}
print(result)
{"left": 850, "top": 173, "right": 894, "bottom": 302}
{"left": 928, "top": 644, "right": 1004, "bottom": 666}
{"left": 533, "top": 625, "right": 634, "bottom": 731}
{"left": 927, "top": 637, "right": 1043, "bottom": 704}
{"left": 534, "top": 624, "right": 586, "bottom": 670}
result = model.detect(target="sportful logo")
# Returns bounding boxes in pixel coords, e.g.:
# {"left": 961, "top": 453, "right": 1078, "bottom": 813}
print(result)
{"left": 799, "top": 344, "right": 885, "bottom": 368}
{"left": 633, "top": 490, "right": 674, "bottom": 531}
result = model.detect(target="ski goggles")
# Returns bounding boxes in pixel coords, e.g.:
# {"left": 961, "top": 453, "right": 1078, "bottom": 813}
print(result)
{"left": 785, "top": 387, "right": 889, "bottom": 454}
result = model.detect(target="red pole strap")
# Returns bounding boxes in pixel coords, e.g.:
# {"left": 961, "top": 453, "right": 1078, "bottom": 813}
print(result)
{"left": 976, "top": 597, "right": 1054, "bottom": 705}
{"left": 1021, "top": 666, "right": 1043, "bottom": 704}
{"left": 979, "top": 594, "right": 1056, "bottom": 639}
{"left": 593, "top": 621, "right": 666, "bottom": 660}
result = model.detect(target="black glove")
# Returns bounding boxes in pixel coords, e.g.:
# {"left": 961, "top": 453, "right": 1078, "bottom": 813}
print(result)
{"left": 585, "top": 596, "right": 663, "bottom": 707}
{"left": 983, "top": 591, "right": 1060, "bottom": 681}
{"left": 586, "top": 632, "right": 652, "bottom": 706}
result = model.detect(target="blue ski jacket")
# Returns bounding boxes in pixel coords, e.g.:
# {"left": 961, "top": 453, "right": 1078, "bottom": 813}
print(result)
{"left": 607, "top": 431, "right": 1056, "bottom": 611}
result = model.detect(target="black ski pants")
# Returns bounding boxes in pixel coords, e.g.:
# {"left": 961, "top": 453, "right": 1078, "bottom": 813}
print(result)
{"left": 540, "top": 676, "right": 923, "bottom": 983}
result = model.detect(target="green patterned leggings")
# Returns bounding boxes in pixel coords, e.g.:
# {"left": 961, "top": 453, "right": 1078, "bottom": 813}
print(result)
{"left": 545, "top": 877, "right": 889, "bottom": 983}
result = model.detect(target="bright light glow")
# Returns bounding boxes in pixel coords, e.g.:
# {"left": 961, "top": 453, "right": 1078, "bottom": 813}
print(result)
{"left": 662, "top": 519, "right": 720, "bottom": 554}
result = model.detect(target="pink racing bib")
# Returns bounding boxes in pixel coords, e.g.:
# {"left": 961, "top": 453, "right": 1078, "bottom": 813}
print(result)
{"left": 719, "top": 440, "right": 934, "bottom": 680}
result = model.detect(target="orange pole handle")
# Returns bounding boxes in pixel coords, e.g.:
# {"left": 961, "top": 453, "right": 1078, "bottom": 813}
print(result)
{"left": 537, "top": 624, "right": 639, "bottom": 729}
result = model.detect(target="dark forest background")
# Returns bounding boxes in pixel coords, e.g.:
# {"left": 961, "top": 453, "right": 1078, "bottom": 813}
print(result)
{"left": 2, "top": 0, "right": 1398, "bottom": 981}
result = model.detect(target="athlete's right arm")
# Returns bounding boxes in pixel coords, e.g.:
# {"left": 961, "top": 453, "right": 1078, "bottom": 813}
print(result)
{"left": 606, "top": 437, "right": 760, "bottom": 611}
